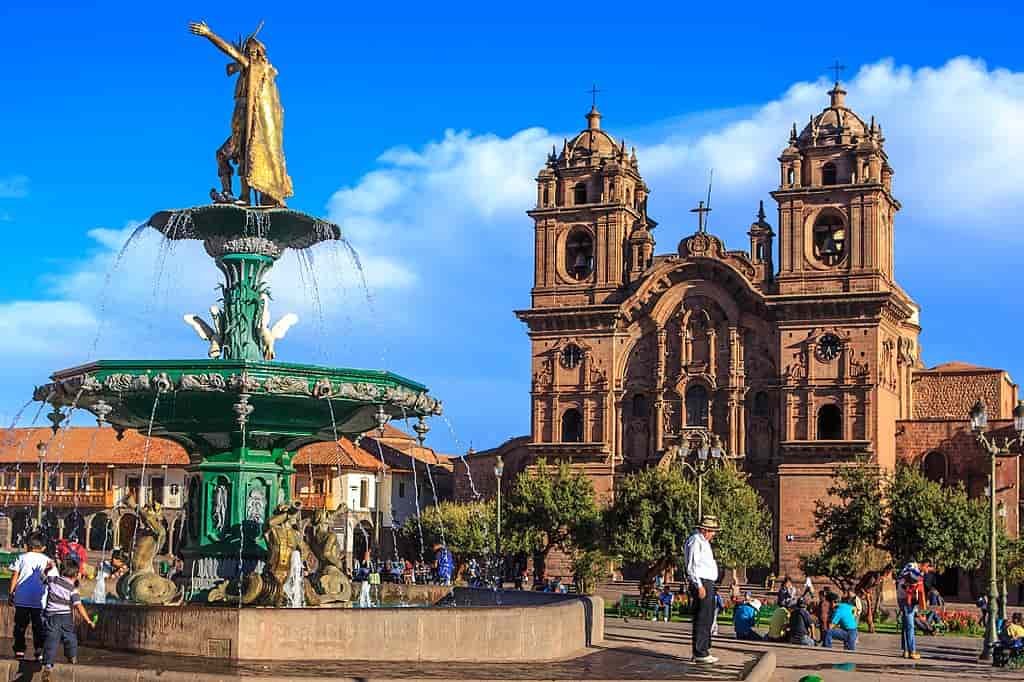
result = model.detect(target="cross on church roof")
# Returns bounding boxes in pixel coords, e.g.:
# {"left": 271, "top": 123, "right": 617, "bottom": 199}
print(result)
{"left": 690, "top": 200, "right": 712, "bottom": 234}
{"left": 587, "top": 83, "right": 601, "bottom": 108}
{"left": 828, "top": 60, "right": 846, "bottom": 84}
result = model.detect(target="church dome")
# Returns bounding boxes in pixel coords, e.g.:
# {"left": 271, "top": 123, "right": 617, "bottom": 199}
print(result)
{"left": 797, "top": 83, "right": 871, "bottom": 146}
{"left": 566, "top": 106, "right": 624, "bottom": 161}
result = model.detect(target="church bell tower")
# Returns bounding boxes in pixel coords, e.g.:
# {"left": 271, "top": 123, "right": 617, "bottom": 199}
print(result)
{"left": 528, "top": 106, "right": 652, "bottom": 308}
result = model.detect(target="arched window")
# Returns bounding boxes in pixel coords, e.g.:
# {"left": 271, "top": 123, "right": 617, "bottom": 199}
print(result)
{"left": 787, "top": 167, "right": 795, "bottom": 185}
{"left": 573, "top": 182, "right": 588, "bottom": 205}
{"left": 753, "top": 391, "right": 770, "bottom": 418}
{"left": 88, "top": 513, "right": 114, "bottom": 551}
{"left": 626, "top": 187, "right": 633, "bottom": 207}
{"left": 542, "top": 185, "right": 550, "bottom": 206}
{"left": 812, "top": 212, "right": 846, "bottom": 266}
{"left": 822, "top": 162, "right": 837, "bottom": 185}
{"left": 632, "top": 394, "right": 649, "bottom": 418}
{"left": 922, "top": 451, "right": 947, "bottom": 484}
{"left": 756, "top": 243, "right": 765, "bottom": 261}
{"left": 816, "top": 404, "right": 842, "bottom": 440}
{"left": 685, "top": 385, "right": 709, "bottom": 427}
{"left": 862, "top": 162, "right": 870, "bottom": 182}
{"left": 561, "top": 408, "right": 584, "bottom": 443}
{"left": 565, "top": 229, "right": 594, "bottom": 280}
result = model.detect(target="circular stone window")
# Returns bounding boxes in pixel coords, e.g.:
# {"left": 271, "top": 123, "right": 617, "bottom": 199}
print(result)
{"left": 561, "top": 344, "right": 584, "bottom": 369}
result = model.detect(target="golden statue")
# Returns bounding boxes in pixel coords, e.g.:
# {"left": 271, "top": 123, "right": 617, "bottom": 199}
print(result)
{"left": 188, "top": 20, "right": 294, "bottom": 207}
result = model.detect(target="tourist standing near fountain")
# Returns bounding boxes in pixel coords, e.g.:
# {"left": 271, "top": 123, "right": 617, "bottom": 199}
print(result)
{"left": 9, "top": 534, "right": 53, "bottom": 661}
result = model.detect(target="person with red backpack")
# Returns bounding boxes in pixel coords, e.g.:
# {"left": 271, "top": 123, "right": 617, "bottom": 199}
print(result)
{"left": 54, "top": 539, "right": 87, "bottom": 578}
{"left": 898, "top": 561, "right": 929, "bottom": 659}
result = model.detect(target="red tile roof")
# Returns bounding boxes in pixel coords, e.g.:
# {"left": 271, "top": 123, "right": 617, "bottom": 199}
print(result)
{"left": 293, "top": 438, "right": 384, "bottom": 470}
{"left": 0, "top": 428, "right": 188, "bottom": 465}
{"left": 924, "top": 361, "right": 999, "bottom": 373}
{"left": 0, "top": 428, "right": 399, "bottom": 472}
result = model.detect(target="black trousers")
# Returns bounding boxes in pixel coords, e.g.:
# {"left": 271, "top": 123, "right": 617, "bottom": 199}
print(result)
{"left": 690, "top": 582, "right": 717, "bottom": 658}
{"left": 13, "top": 606, "right": 45, "bottom": 654}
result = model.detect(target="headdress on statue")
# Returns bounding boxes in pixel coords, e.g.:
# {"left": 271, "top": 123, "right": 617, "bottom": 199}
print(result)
{"left": 236, "top": 20, "right": 266, "bottom": 56}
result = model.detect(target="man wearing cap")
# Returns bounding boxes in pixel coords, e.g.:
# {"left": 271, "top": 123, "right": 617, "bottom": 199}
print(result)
{"left": 684, "top": 515, "right": 721, "bottom": 664}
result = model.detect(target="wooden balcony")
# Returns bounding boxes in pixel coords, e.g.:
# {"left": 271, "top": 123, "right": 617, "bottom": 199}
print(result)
{"left": 296, "top": 492, "right": 328, "bottom": 509}
{"left": 0, "top": 490, "right": 114, "bottom": 508}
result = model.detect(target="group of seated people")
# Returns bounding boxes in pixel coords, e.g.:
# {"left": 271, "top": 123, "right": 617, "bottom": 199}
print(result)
{"left": 732, "top": 577, "right": 863, "bottom": 651}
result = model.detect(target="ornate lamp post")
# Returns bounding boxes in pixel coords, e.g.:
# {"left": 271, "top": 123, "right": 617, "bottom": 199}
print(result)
{"left": 494, "top": 455, "right": 505, "bottom": 580}
{"left": 35, "top": 442, "right": 47, "bottom": 528}
{"left": 970, "top": 399, "right": 1024, "bottom": 662}
{"left": 674, "top": 431, "right": 735, "bottom": 519}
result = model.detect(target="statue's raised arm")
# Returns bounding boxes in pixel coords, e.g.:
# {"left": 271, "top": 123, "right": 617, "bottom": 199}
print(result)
{"left": 187, "top": 19, "right": 293, "bottom": 207}
{"left": 188, "top": 21, "right": 248, "bottom": 66}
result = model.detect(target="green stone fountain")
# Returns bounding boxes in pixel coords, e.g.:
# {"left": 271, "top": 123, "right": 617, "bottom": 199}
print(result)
{"left": 32, "top": 21, "right": 442, "bottom": 601}
{"left": 33, "top": 203, "right": 441, "bottom": 592}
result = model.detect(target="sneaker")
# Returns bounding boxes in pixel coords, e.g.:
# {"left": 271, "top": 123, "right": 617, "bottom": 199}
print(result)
{"left": 909, "top": 652, "right": 921, "bottom": 660}
{"left": 650, "top": 617, "right": 657, "bottom": 622}
{"left": 67, "top": 656, "right": 78, "bottom": 664}
{"left": 694, "top": 655, "right": 719, "bottom": 664}
{"left": 34, "top": 649, "right": 43, "bottom": 661}
{"left": 14, "top": 651, "right": 24, "bottom": 660}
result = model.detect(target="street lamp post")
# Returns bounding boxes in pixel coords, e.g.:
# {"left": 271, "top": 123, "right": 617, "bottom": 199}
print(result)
{"left": 970, "top": 399, "right": 1024, "bottom": 662}
{"left": 674, "top": 431, "right": 734, "bottom": 519}
{"left": 494, "top": 455, "right": 504, "bottom": 585}
{"left": 35, "top": 442, "right": 47, "bottom": 529}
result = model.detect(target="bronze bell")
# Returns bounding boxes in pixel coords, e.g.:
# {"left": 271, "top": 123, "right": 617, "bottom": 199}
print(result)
{"left": 572, "top": 252, "right": 591, "bottom": 278}
{"left": 820, "top": 233, "right": 839, "bottom": 257}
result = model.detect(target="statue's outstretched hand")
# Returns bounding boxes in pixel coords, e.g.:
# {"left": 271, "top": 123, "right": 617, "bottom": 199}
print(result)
{"left": 189, "top": 21, "right": 211, "bottom": 37}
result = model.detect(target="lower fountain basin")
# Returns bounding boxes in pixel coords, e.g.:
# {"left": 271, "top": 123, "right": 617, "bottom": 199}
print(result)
{"left": 0, "top": 589, "right": 603, "bottom": 662}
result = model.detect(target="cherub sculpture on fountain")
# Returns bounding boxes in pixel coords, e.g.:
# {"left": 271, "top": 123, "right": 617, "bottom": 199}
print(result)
{"left": 118, "top": 502, "right": 183, "bottom": 605}
{"left": 308, "top": 505, "right": 352, "bottom": 603}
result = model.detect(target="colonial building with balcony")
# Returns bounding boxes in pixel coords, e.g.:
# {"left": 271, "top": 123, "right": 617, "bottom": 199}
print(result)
{"left": 0, "top": 424, "right": 454, "bottom": 569}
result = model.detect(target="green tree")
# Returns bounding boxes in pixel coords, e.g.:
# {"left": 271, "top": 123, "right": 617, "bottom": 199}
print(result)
{"left": 886, "top": 464, "right": 988, "bottom": 572}
{"left": 702, "top": 465, "right": 773, "bottom": 575}
{"left": 402, "top": 500, "right": 496, "bottom": 577}
{"left": 504, "top": 459, "right": 600, "bottom": 576}
{"left": 604, "top": 466, "right": 697, "bottom": 589}
{"left": 800, "top": 460, "right": 891, "bottom": 631}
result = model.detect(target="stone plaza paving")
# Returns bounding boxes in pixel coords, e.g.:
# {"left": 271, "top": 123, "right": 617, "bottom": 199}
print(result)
{"left": 4, "top": 618, "right": 1023, "bottom": 681}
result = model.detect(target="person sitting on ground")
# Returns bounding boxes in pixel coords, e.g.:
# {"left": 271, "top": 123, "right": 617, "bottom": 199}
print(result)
{"left": 788, "top": 598, "right": 815, "bottom": 646}
{"left": 822, "top": 596, "right": 859, "bottom": 651}
{"left": 1005, "top": 612, "right": 1024, "bottom": 642}
{"left": 733, "top": 598, "right": 764, "bottom": 641}
{"left": 656, "top": 585, "right": 674, "bottom": 622}
{"left": 767, "top": 603, "right": 790, "bottom": 642}
{"left": 777, "top": 576, "right": 797, "bottom": 608}
{"left": 927, "top": 586, "right": 944, "bottom": 608}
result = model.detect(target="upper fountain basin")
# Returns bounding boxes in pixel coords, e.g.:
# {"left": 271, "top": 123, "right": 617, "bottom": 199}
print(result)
{"left": 33, "top": 359, "right": 442, "bottom": 453}
{"left": 146, "top": 204, "right": 341, "bottom": 259}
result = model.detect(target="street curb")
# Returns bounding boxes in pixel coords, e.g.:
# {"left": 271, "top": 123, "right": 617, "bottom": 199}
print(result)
{"left": 742, "top": 650, "right": 777, "bottom": 682}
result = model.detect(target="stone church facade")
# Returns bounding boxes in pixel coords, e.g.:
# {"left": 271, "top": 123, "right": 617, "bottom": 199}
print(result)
{"left": 459, "top": 82, "right": 1020, "bottom": 585}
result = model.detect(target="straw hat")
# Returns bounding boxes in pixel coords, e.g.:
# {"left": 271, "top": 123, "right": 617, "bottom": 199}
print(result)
{"left": 697, "top": 515, "right": 721, "bottom": 531}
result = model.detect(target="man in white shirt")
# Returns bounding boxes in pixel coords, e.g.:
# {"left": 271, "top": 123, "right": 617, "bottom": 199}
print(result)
{"left": 684, "top": 515, "right": 721, "bottom": 664}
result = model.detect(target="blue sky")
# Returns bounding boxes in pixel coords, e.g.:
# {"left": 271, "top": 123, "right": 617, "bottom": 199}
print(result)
{"left": 1, "top": 1, "right": 1023, "bottom": 452}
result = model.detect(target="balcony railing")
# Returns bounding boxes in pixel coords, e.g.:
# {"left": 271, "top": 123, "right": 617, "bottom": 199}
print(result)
{"left": 0, "top": 490, "right": 113, "bottom": 508}
{"left": 296, "top": 492, "right": 328, "bottom": 509}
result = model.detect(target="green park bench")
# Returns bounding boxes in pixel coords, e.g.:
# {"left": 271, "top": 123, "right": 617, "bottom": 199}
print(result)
{"left": 618, "top": 594, "right": 662, "bottom": 619}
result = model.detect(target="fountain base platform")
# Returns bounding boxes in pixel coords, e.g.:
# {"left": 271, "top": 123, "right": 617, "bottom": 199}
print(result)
{"left": 0, "top": 589, "right": 603, "bottom": 662}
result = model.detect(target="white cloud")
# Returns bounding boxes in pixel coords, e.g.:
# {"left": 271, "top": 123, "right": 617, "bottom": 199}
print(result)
{"left": 0, "top": 175, "right": 29, "bottom": 199}
{"left": 639, "top": 57, "right": 1024, "bottom": 232}
{"left": 0, "top": 301, "right": 96, "bottom": 355}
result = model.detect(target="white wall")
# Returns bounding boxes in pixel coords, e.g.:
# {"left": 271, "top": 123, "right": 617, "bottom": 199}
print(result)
{"left": 112, "top": 467, "right": 186, "bottom": 509}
